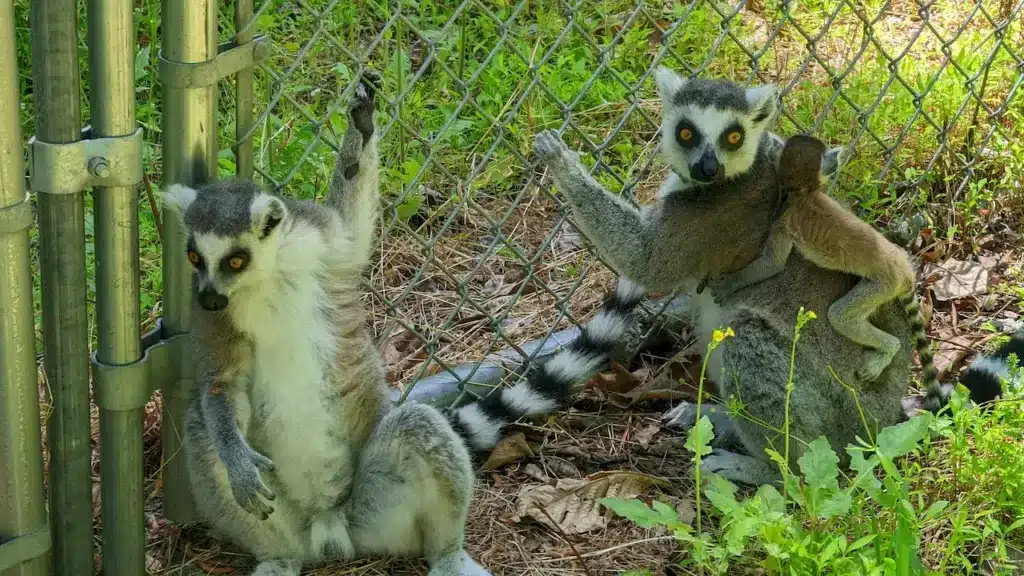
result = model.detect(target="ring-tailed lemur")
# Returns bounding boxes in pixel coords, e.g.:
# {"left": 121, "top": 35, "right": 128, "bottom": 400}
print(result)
{"left": 533, "top": 67, "right": 983, "bottom": 486}
{"left": 165, "top": 72, "right": 643, "bottom": 576}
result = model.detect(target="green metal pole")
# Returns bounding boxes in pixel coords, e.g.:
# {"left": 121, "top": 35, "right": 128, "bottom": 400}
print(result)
{"left": 160, "top": 0, "right": 217, "bottom": 524}
{"left": 235, "top": 0, "right": 255, "bottom": 180}
{"left": 87, "top": 0, "right": 145, "bottom": 573}
{"left": 29, "top": 1, "right": 94, "bottom": 574}
{"left": 0, "top": 2, "right": 49, "bottom": 575}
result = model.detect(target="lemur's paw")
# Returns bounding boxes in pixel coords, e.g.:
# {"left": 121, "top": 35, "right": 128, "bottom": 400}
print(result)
{"left": 856, "top": 348, "right": 893, "bottom": 384}
{"left": 227, "top": 446, "right": 276, "bottom": 520}
{"left": 533, "top": 130, "right": 570, "bottom": 164}
{"left": 348, "top": 69, "right": 380, "bottom": 140}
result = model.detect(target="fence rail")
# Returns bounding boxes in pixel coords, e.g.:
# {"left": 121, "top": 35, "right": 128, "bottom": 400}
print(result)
{"left": 0, "top": 0, "right": 1022, "bottom": 574}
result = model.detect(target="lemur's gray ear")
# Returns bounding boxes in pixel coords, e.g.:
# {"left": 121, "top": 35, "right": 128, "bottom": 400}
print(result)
{"left": 160, "top": 184, "right": 198, "bottom": 217}
{"left": 820, "top": 145, "right": 850, "bottom": 180}
{"left": 745, "top": 85, "right": 779, "bottom": 124}
{"left": 250, "top": 194, "right": 288, "bottom": 239}
{"left": 654, "top": 66, "right": 686, "bottom": 102}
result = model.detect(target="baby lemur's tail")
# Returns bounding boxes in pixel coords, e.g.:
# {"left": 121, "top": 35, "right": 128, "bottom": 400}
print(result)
{"left": 448, "top": 277, "right": 645, "bottom": 453}
{"left": 903, "top": 294, "right": 1017, "bottom": 412}
{"left": 899, "top": 294, "right": 943, "bottom": 412}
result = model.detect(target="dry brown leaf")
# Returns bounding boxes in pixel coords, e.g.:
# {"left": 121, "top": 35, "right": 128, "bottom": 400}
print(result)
{"left": 645, "top": 345, "right": 706, "bottom": 396}
{"left": 933, "top": 331, "right": 973, "bottom": 378}
{"left": 482, "top": 432, "right": 535, "bottom": 470}
{"left": 633, "top": 423, "right": 660, "bottom": 449}
{"left": 591, "top": 361, "right": 644, "bottom": 394}
{"left": 606, "top": 345, "right": 705, "bottom": 408}
{"left": 926, "top": 258, "right": 989, "bottom": 301}
{"left": 512, "top": 471, "right": 664, "bottom": 535}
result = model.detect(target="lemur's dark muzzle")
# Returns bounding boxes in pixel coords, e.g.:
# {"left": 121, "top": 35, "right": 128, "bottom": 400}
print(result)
{"left": 198, "top": 287, "right": 229, "bottom": 311}
{"left": 691, "top": 152, "right": 724, "bottom": 183}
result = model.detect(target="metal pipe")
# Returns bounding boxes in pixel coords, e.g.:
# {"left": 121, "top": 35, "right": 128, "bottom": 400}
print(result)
{"left": 29, "top": 1, "right": 93, "bottom": 574}
{"left": 87, "top": 0, "right": 145, "bottom": 573}
{"left": 235, "top": 0, "right": 255, "bottom": 180}
{"left": 0, "top": 2, "right": 49, "bottom": 575}
{"left": 160, "top": 0, "right": 218, "bottom": 524}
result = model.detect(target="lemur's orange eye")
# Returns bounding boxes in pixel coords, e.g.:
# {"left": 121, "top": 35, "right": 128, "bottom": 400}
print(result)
{"left": 228, "top": 256, "right": 245, "bottom": 269}
{"left": 187, "top": 250, "right": 200, "bottom": 265}
{"left": 727, "top": 131, "right": 742, "bottom": 145}
{"left": 679, "top": 127, "right": 693, "bottom": 141}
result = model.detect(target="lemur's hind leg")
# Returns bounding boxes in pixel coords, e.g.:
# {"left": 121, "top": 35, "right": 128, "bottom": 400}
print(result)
{"left": 311, "top": 403, "right": 491, "bottom": 576}
{"left": 827, "top": 278, "right": 903, "bottom": 383}
{"left": 325, "top": 70, "right": 381, "bottom": 265}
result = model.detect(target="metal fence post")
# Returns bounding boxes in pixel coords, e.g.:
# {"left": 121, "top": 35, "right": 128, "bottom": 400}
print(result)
{"left": 159, "top": 0, "right": 218, "bottom": 524}
{"left": 235, "top": 0, "right": 255, "bottom": 180}
{"left": 28, "top": 1, "right": 94, "bottom": 574}
{"left": 0, "top": 1, "right": 50, "bottom": 574}
{"left": 87, "top": 0, "right": 145, "bottom": 573}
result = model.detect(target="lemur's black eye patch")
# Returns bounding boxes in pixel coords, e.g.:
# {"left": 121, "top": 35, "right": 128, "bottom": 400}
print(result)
{"left": 719, "top": 123, "right": 745, "bottom": 151}
{"left": 675, "top": 119, "right": 701, "bottom": 149}
{"left": 220, "top": 248, "right": 252, "bottom": 274}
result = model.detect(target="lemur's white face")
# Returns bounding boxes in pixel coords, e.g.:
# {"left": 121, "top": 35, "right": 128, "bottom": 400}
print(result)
{"left": 655, "top": 68, "right": 779, "bottom": 183}
{"left": 162, "top": 183, "right": 288, "bottom": 312}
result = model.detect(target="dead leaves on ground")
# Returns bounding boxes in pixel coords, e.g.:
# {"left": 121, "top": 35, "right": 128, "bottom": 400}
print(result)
{"left": 589, "top": 345, "right": 707, "bottom": 409}
{"left": 482, "top": 433, "right": 535, "bottom": 470}
{"left": 511, "top": 470, "right": 667, "bottom": 535}
{"left": 925, "top": 258, "right": 989, "bottom": 301}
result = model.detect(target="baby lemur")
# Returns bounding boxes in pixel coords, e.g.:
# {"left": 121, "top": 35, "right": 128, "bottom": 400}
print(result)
{"left": 166, "top": 72, "right": 643, "bottom": 576}
{"left": 709, "top": 134, "right": 939, "bottom": 396}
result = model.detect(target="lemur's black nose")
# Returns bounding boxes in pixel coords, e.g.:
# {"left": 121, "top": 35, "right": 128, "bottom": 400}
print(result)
{"left": 198, "top": 287, "right": 229, "bottom": 311}
{"left": 691, "top": 153, "right": 722, "bottom": 182}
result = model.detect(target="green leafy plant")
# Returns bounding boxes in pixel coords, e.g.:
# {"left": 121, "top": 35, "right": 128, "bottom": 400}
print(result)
{"left": 602, "top": 308, "right": 1024, "bottom": 575}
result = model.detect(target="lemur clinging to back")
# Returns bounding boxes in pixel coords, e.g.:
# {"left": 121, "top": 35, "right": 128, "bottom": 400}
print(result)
{"left": 165, "top": 72, "right": 644, "bottom": 576}
{"left": 708, "top": 134, "right": 940, "bottom": 405}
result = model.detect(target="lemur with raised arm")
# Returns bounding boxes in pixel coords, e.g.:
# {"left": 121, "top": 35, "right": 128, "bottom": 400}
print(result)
{"left": 708, "top": 134, "right": 939, "bottom": 401}
{"left": 533, "top": 67, "right": 994, "bottom": 486}
{"left": 166, "top": 72, "right": 644, "bottom": 576}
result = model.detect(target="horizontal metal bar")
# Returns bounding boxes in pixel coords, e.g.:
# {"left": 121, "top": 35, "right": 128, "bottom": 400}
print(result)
{"left": 0, "top": 526, "right": 51, "bottom": 572}
{"left": 158, "top": 35, "right": 271, "bottom": 89}
{"left": 0, "top": 193, "right": 33, "bottom": 234}
{"left": 28, "top": 126, "right": 143, "bottom": 195}
{"left": 92, "top": 320, "right": 188, "bottom": 412}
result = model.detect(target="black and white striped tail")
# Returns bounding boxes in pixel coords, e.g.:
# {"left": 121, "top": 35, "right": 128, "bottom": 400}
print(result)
{"left": 901, "top": 294, "right": 944, "bottom": 412}
{"left": 956, "top": 331, "right": 1024, "bottom": 407}
{"left": 448, "top": 277, "right": 646, "bottom": 453}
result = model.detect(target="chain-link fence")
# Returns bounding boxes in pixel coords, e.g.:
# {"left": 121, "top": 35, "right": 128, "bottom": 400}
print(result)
{"left": 221, "top": 0, "right": 1023, "bottom": 406}
{"left": 2, "top": 1, "right": 1023, "bottom": 575}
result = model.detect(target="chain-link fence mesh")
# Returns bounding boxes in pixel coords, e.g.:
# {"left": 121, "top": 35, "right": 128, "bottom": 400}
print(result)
{"left": 214, "top": 0, "right": 1022, "bottom": 405}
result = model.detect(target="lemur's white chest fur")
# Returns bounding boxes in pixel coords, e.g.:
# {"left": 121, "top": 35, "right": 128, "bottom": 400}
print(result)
{"left": 228, "top": 220, "right": 353, "bottom": 511}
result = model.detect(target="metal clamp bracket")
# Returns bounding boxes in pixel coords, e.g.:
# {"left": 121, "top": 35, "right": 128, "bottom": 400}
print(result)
{"left": 28, "top": 126, "right": 143, "bottom": 195}
{"left": 159, "top": 35, "right": 271, "bottom": 89}
{"left": 0, "top": 525, "right": 51, "bottom": 572}
{"left": 93, "top": 320, "right": 191, "bottom": 412}
{"left": 0, "top": 193, "right": 33, "bottom": 234}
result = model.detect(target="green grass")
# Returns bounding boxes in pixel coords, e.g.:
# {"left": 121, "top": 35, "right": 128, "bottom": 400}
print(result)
{"left": 10, "top": 0, "right": 1024, "bottom": 572}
